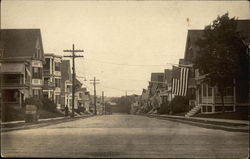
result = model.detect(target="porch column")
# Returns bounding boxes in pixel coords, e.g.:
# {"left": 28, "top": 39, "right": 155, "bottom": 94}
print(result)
{"left": 233, "top": 79, "right": 236, "bottom": 112}
{"left": 19, "top": 91, "right": 22, "bottom": 108}
{"left": 206, "top": 84, "right": 208, "bottom": 105}
{"left": 201, "top": 84, "right": 203, "bottom": 113}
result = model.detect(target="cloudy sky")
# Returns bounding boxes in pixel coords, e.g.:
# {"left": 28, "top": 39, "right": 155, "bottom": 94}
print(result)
{"left": 2, "top": 0, "right": 249, "bottom": 97}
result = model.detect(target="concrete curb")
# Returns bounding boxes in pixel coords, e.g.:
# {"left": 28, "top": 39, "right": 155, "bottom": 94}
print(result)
{"left": 145, "top": 114, "right": 249, "bottom": 133}
{"left": 1, "top": 114, "right": 94, "bottom": 133}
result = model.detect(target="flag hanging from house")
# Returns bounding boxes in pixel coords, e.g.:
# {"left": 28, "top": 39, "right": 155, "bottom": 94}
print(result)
{"left": 171, "top": 66, "right": 189, "bottom": 96}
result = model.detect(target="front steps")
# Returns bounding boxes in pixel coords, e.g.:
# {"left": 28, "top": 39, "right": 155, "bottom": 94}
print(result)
{"left": 185, "top": 105, "right": 201, "bottom": 117}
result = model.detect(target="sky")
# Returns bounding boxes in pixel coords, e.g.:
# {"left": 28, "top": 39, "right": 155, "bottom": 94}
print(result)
{"left": 1, "top": 0, "right": 249, "bottom": 97}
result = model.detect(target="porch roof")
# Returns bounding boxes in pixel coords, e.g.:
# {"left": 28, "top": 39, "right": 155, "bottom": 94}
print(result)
{"left": 0, "top": 63, "right": 25, "bottom": 74}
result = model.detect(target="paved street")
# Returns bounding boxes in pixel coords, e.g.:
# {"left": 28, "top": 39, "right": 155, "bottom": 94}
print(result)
{"left": 1, "top": 114, "right": 248, "bottom": 158}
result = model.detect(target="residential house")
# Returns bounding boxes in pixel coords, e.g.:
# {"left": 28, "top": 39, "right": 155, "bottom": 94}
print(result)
{"left": 159, "top": 69, "right": 173, "bottom": 103}
{"left": 60, "top": 60, "right": 72, "bottom": 111}
{"left": 83, "top": 91, "right": 91, "bottom": 113}
{"left": 75, "top": 87, "right": 87, "bottom": 113}
{"left": 184, "top": 20, "right": 250, "bottom": 116}
{"left": 73, "top": 78, "right": 83, "bottom": 111}
{"left": 0, "top": 29, "right": 45, "bottom": 121}
{"left": 43, "top": 53, "right": 62, "bottom": 109}
{"left": 148, "top": 72, "right": 164, "bottom": 96}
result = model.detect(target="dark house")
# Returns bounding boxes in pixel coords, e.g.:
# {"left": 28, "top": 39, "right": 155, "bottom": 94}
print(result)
{"left": 183, "top": 20, "right": 250, "bottom": 116}
{"left": 0, "top": 29, "right": 45, "bottom": 121}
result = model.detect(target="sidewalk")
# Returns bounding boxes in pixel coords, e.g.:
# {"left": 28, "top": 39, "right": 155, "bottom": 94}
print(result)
{"left": 146, "top": 114, "right": 249, "bottom": 133}
{"left": 1, "top": 114, "right": 94, "bottom": 132}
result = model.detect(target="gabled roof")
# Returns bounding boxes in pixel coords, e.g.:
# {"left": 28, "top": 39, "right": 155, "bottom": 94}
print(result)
{"left": 0, "top": 29, "right": 44, "bottom": 60}
{"left": 150, "top": 72, "right": 164, "bottom": 82}
{"left": 75, "top": 87, "right": 87, "bottom": 93}
{"left": 237, "top": 20, "right": 250, "bottom": 44}
{"left": 183, "top": 29, "right": 204, "bottom": 63}
{"left": 184, "top": 19, "right": 250, "bottom": 63}
{"left": 45, "top": 53, "right": 62, "bottom": 58}
{"left": 74, "top": 77, "right": 83, "bottom": 89}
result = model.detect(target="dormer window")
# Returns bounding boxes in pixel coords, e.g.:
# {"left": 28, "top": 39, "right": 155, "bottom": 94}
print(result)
{"left": 37, "top": 48, "right": 41, "bottom": 58}
{"left": 34, "top": 47, "right": 41, "bottom": 59}
{"left": 34, "top": 38, "right": 41, "bottom": 59}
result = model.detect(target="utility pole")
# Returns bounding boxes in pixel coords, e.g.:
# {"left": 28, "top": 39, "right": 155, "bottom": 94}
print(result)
{"left": 63, "top": 44, "right": 84, "bottom": 118}
{"left": 90, "top": 77, "right": 100, "bottom": 115}
{"left": 102, "top": 91, "right": 105, "bottom": 115}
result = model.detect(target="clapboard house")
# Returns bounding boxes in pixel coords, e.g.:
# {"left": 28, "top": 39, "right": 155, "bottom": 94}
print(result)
{"left": 184, "top": 20, "right": 250, "bottom": 117}
{"left": 0, "top": 29, "right": 45, "bottom": 121}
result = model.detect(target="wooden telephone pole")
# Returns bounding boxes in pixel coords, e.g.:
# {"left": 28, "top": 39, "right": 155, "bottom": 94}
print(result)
{"left": 63, "top": 44, "right": 84, "bottom": 118}
{"left": 90, "top": 77, "right": 100, "bottom": 115}
{"left": 102, "top": 91, "right": 105, "bottom": 115}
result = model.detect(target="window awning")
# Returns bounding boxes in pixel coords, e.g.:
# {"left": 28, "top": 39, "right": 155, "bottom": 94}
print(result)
{"left": 0, "top": 63, "right": 25, "bottom": 74}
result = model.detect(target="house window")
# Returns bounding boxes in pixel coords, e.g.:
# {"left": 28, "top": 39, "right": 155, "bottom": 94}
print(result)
{"left": 33, "top": 89, "right": 41, "bottom": 97}
{"left": 55, "top": 78, "right": 61, "bottom": 87}
{"left": 37, "top": 48, "right": 41, "bottom": 58}
{"left": 225, "top": 87, "right": 233, "bottom": 96}
{"left": 55, "top": 62, "right": 61, "bottom": 71}
{"left": 34, "top": 47, "right": 41, "bottom": 59}
{"left": 67, "top": 85, "right": 72, "bottom": 92}
{"left": 32, "top": 67, "right": 42, "bottom": 79}
{"left": 203, "top": 84, "right": 207, "bottom": 97}
{"left": 55, "top": 95, "right": 60, "bottom": 104}
{"left": 44, "top": 78, "right": 49, "bottom": 84}
{"left": 208, "top": 87, "right": 213, "bottom": 96}
{"left": 44, "top": 58, "right": 50, "bottom": 69}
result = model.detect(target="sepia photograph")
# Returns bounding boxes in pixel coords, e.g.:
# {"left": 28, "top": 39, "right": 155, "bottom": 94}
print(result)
{"left": 0, "top": 0, "right": 249, "bottom": 158}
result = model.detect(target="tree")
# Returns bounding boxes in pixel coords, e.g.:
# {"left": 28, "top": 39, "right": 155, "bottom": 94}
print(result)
{"left": 195, "top": 13, "right": 248, "bottom": 112}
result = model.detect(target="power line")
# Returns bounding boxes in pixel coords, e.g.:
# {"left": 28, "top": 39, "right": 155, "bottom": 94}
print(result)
{"left": 101, "top": 85, "right": 138, "bottom": 92}
{"left": 86, "top": 58, "right": 170, "bottom": 67}
{"left": 81, "top": 82, "right": 93, "bottom": 91}
{"left": 85, "top": 58, "right": 193, "bottom": 68}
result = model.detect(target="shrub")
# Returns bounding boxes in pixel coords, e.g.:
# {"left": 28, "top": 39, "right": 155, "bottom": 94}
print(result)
{"left": 41, "top": 97, "right": 57, "bottom": 112}
{"left": 169, "top": 96, "right": 189, "bottom": 113}
{"left": 23, "top": 96, "right": 43, "bottom": 109}
{"left": 158, "top": 102, "right": 170, "bottom": 114}
{"left": 23, "top": 96, "right": 57, "bottom": 112}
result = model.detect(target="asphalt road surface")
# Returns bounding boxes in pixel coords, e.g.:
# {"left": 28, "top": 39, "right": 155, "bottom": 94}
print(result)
{"left": 1, "top": 114, "right": 249, "bottom": 158}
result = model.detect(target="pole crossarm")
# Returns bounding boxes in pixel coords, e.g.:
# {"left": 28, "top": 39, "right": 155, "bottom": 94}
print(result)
{"left": 63, "top": 55, "right": 84, "bottom": 58}
{"left": 63, "top": 49, "right": 84, "bottom": 52}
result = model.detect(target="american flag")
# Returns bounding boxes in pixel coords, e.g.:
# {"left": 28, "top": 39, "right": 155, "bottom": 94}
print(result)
{"left": 171, "top": 66, "right": 189, "bottom": 96}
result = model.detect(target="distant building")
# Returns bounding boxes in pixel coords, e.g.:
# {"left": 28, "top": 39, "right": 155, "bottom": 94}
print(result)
{"left": 75, "top": 87, "right": 87, "bottom": 113}
{"left": 83, "top": 91, "right": 91, "bottom": 113}
{"left": 43, "top": 53, "right": 62, "bottom": 109}
{"left": 0, "top": 29, "right": 45, "bottom": 120}
{"left": 159, "top": 69, "right": 172, "bottom": 103}
{"left": 148, "top": 72, "right": 164, "bottom": 97}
